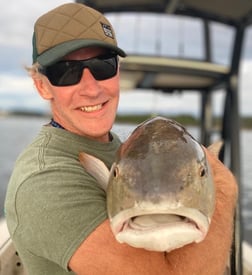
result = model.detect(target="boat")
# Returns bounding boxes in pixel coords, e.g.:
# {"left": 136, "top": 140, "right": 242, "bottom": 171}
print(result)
{"left": 1, "top": 0, "right": 252, "bottom": 274}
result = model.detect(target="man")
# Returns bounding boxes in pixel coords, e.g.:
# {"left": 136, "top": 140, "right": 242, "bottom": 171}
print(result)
{"left": 5, "top": 3, "right": 237, "bottom": 274}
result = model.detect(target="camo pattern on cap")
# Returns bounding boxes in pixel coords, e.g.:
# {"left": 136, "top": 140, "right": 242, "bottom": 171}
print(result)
{"left": 33, "top": 3, "right": 126, "bottom": 65}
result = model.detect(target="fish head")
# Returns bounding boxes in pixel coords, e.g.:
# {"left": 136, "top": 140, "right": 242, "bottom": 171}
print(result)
{"left": 107, "top": 117, "right": 215, "bottom": 251}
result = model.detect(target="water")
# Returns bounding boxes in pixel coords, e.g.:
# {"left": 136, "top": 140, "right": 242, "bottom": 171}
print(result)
{"left": 0, "top": 115, "right": 251, "bottom": 245}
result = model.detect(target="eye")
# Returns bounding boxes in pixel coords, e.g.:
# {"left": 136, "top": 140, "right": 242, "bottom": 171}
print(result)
{"left": 113, "top": 165, "right": 119, "bottom": 178}
{"left": 199, "top": 167, "right": 206, "bottom": 177}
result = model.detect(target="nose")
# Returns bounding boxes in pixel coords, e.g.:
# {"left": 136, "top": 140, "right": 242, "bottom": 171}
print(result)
{"left": 78, "top": 68, "right": 101, "bottom": 96}
{"left": 80, "top": 68, "right": 97, "bottom": 84}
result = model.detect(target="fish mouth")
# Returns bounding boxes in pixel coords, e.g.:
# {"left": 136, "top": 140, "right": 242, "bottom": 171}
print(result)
{"left": 127, "top": 214, "right": 198, "bottom": 231}
{"left": 110, "top": 208, "right": 210, "bottom": 252}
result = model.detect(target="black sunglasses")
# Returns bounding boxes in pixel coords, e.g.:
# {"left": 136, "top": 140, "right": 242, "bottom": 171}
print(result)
{"left": 38, "top": 54, "right": 118, "bottom": 87}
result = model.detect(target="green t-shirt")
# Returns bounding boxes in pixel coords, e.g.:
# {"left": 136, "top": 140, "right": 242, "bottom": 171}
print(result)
{"left": 4, "top": 126, "right": 121, "bottom": 274}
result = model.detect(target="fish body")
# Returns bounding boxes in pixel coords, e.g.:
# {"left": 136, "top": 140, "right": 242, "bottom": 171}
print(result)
{"left": 79, "top": 116, "right": 215, "bottom": 252}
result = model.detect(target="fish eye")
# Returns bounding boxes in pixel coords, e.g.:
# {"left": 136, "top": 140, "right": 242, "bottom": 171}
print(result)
{"left": 199, "top": 167, "right": 206, "bottom": 177}
{"left": 113, "top": 166, "right": 119, "bottom": 178}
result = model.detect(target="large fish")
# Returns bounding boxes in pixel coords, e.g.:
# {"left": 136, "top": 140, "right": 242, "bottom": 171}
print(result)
{"left": 79, "top": 116, "right": 217, "bottom": 252}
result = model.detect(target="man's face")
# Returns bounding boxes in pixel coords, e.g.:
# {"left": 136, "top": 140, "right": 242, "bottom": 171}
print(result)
{"left": 35, "top": 47, "right": 120, "bottom": 142}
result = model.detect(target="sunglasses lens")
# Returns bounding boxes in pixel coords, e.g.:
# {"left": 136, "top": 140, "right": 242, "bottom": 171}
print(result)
{"left": 43, "top": 62, "right": 82, "bottom": 86}
{"left": 89, "top": 56, "right": 118, "bottom": 81}
{"left": 39, "top": 55, "right": 118, "bottom": 86}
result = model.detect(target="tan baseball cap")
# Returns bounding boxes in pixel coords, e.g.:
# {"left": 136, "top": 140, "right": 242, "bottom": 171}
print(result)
{"left": 32, "top": 3, "right": 126, "bottom": 66}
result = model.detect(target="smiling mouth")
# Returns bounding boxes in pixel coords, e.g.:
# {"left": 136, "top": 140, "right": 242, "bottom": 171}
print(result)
{"left": 79, "top": 103, "right": 104, "bottom": 113}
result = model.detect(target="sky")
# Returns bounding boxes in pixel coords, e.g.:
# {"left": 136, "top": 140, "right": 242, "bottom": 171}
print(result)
{"left": 0, "top": 0, "right": 252, "bottom": 117}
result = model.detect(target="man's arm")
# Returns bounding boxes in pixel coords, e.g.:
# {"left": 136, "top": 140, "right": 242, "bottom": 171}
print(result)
{"left": 69, "top": 149, "right": 238, "bottom": 275}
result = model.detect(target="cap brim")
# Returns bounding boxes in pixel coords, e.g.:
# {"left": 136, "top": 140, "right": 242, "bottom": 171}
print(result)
{"left": 37, "top": 39, "right": 126, "bottom": 66}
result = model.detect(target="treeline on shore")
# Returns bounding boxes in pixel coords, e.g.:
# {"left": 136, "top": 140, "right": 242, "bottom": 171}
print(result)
{"left": 2, "top": 110, "right": 252, "bottom": 129}
{"left": 115, "top": 113, "right": 252, "bottom": 129}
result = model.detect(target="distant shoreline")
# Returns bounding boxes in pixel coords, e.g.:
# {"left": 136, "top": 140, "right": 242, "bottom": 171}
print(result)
{"left": 1, "top": 110, "right": 252, "bottom": 129}
{"left": 115, "top": 114, "right": 252, "bottom": 129}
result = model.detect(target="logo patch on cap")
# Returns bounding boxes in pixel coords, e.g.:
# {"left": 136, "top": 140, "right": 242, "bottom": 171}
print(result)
{"left": 100, "top": 22, "right": 114, "bottom": 39}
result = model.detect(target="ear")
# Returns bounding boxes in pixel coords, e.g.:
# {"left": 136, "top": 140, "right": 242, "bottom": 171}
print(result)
{"left": 33, "top": 77, "right": 53, "bottom": 100}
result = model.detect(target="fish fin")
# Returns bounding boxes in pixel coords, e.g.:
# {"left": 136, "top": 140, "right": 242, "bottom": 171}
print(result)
{"left": 79, "top": 152, "right": 110, "bottom": 191}
{"left": 207, "top": 141, "right": 224, "bottom": 158}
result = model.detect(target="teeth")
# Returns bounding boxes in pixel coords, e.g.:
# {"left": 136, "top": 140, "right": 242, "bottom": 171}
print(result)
{"left": 80, "top": 104, "right": 102, "bottom": 112}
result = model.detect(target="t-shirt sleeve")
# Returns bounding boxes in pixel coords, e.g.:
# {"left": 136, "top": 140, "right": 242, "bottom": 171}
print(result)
{"left": 13, "top": 160, "right": 107, "bottom": 271}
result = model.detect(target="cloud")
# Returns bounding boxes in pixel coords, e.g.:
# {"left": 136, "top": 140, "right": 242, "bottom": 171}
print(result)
{"left": 0, "top": 73, "right": 50, "bottom": 112}
{"left": 0, "top": 0, "right": 74, "bottom": 48}
{"left": 0, "top": 74, "right": 33, "bottom": 94}
{"left": 0, "top": 0, "right": 74, "bottom": 72}
{"left": 240, "top": 61, "right": 252, "bottom": 115}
